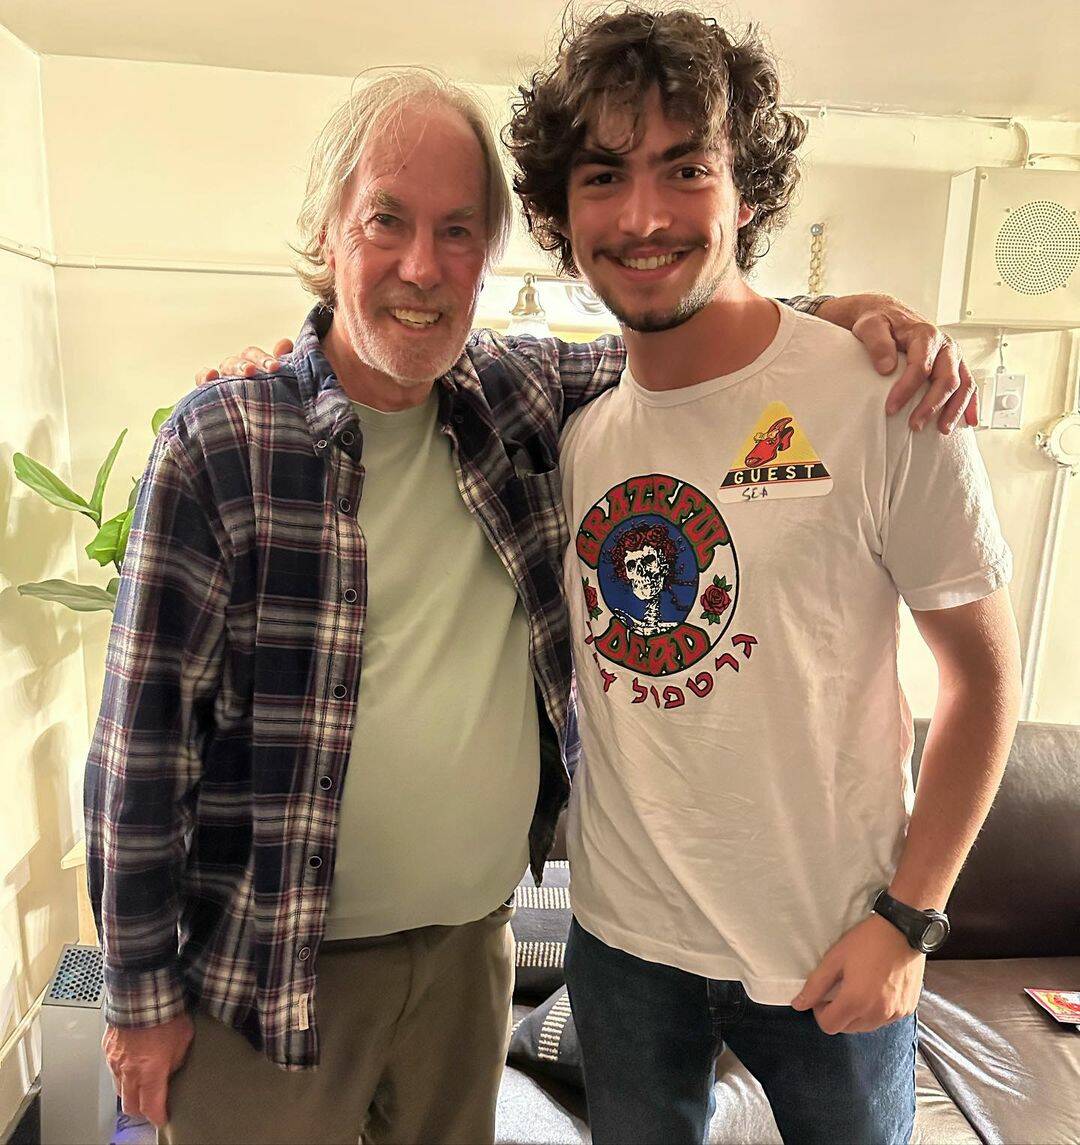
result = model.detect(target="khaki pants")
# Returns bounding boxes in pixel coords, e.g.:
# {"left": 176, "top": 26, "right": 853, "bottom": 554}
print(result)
{"left": 160, "top": 905, "right": 514, "bottom": 1145}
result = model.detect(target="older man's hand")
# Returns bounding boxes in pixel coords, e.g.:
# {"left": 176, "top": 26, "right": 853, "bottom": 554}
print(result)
{"left": 196, "top": 339, "right": 294, "bottom": 387}
{"left": 102, "top": 1012, "right": 195, "bottom": 1128}
{"left": 815, "top": 293, "right": 977, "bottom": 433}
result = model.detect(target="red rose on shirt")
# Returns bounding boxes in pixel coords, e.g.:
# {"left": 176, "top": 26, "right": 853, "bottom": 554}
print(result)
{"left": 700, "top": 583, "right": 731, "bottom": 616}
{"left": 582, "top": 577, "right": 603, "bottom": 621}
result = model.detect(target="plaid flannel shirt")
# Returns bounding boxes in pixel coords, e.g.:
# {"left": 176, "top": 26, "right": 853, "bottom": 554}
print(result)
{"left": 86, "top": 298, "right": 822, "bottom": 1068}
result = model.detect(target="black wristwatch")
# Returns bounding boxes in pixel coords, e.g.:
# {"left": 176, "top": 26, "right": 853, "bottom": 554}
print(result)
{"left": 872, "top": 889, "right": 950, "bottom": 954}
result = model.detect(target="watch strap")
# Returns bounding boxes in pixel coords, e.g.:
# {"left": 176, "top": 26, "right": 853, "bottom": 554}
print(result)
{"left": 872, "top": 889, "right": 950, "bottom": 953}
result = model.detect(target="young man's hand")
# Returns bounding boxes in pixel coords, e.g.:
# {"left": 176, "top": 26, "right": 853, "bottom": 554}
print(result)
{"left": 790, "top": 913, "right": 925, "bottom": 1035}
{"left": 102, "top": 1012, "right": 195, "bottom": 1127}
{"left": 815, "top": 293, "right": 977, "bottom": 434}
{"left": 196, "top": 339, "right": 294, "bottom": 386}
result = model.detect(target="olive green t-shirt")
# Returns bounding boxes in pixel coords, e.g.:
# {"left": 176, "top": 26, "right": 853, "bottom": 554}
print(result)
{"left": 325, "top": 391, "right": 539, "bottom": 938}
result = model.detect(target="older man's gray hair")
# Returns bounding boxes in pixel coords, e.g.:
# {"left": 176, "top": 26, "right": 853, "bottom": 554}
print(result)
{"left": 294, "top": 67, "right": 513, "bottom": 308}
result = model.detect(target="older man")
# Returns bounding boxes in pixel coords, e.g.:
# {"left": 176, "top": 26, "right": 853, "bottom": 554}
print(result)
{"left": 88, "top": 65, "right": 975, "bottom": 1145}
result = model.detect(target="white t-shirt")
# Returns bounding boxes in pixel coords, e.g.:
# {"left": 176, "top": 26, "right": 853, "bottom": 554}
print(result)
{"left": 559, "top": 303, "right": 1012, "bottom": 1004}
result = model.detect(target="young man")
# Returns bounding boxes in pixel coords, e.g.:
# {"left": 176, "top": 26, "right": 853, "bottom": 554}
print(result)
{"left": 504, "top": 10, "right": 1021, "bottom": 1144}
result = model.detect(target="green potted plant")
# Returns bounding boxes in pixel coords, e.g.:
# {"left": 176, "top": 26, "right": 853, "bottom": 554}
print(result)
{"left": 13, "top": 406, "right": 172, "bottom": 612}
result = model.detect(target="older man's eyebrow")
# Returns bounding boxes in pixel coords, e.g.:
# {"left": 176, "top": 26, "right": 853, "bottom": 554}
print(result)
{"left": 369, "top": 190, "right": 403, "bottom": 211}
{"left": 365, "top": 191, "right": 479, "bottom": 221}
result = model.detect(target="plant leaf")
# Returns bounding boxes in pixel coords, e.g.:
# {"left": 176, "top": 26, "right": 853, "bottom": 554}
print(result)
{"left": 128, "top": 477, "right": 142, "bottom": 511}
{"left": 13, "top": 453, "right": 93, "bottom": 518}
{"left": 106, "top": 577, "right": 121, "bottom": 596}
{"left": 85, "top": 511, "right": 127, "bottom": 566}
{"left": 115, "top": 509, "right": 134, "bottom": 565}
{"left": 17, "top": 579, "right": 117, "bottom": 612}
{"left": 88, "top": 429, "right": 128, "bottom": 525}
{"left": 151, "top": 405, "right": 174, "bottom": 434}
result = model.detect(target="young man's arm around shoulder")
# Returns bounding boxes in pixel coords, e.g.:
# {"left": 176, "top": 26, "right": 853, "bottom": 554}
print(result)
{"left": 792, "top": 589, "right": 1021, "bottom": 1034}
{"left": 86, "top": 424, "right": 232, "bottom": 1126}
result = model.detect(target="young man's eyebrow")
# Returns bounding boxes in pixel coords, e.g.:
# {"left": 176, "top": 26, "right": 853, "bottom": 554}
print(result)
{"left": 659, "top": 139, "right": 710, "bottom": 162}
{"left": 571, "top": 138, "right": 711, "bottom": 169}
{"left": 571, "top": 147, "right": 626, "bottom": 169}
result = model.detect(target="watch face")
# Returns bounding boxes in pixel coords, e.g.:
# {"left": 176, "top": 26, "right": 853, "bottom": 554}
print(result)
{"left": 922, "top": 919, "right": 948, "bottom": 950}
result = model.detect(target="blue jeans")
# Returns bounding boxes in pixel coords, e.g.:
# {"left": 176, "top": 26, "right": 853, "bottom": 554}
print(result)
{"left": 564, "top": 918, "right": 917, "bottom": 1145}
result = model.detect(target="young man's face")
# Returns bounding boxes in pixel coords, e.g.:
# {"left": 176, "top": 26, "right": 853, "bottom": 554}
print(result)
{"left": 325, "top": 102, "right": 488, "bottom": 391}
{"left": 564, "top": 87, "right": 753, "bottom": 333}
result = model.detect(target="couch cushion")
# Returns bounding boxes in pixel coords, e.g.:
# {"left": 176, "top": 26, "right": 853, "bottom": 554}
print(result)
{"left": 911, "top": 1053, "right": 981, "bottom": 1144}
{"left": 496, "top": 1067, "right": 589, "bottom": 1145}
{"left": 912, "top": 720, "right": 1080, "bottom": 960}
{"left": 918, "top": 956, "right": 1080, "bottom": 1143}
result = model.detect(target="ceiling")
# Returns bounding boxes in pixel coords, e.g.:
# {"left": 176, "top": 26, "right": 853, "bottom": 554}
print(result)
{"left": 2, "top": 0, "right": 1077, "bottom": 121}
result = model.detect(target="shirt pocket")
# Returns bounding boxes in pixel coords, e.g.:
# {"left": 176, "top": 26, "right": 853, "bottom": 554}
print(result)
{"left": 503, "top": 466, "right": 568, "bottom": 573}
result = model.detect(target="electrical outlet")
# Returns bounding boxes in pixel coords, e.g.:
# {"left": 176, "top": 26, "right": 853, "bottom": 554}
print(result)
{"left": 991, "top": 373, "right": 1026, "bottom": 430}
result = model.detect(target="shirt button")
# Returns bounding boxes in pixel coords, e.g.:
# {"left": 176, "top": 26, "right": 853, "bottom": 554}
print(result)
{"left": 338, "top": 497, "right": 351, "bottom": 513}
{"left": 297, "top": 946, "right": 311, "bottom": 962}
{"left": 342, "top": 588, "right": 358, "bottom": 604}
{"left": 340, "top": 430, "right": 355, "bottom": 446}
{"left": 318, "top": 775, "right": 334, "bottom": 791}
{"left": 332, "top": 683, "right": 348, "bottom": 700}
{"left": 315, "top": 439, "right": 328, "bottom": 451}
{"left": 308, "top": 855, "right": 323, "bottom": 869}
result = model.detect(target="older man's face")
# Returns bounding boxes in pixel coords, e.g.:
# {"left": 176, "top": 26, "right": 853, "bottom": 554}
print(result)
{"left": 325, "top": 102, "right": 488, "bottom": 394}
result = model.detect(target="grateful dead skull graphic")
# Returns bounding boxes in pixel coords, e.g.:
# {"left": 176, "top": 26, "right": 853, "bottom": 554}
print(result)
{"left": 576, "top": 474, "right": 739, "bottom": 677}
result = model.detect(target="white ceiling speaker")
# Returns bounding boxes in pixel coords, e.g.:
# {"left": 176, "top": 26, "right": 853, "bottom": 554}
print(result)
{"left": 938, "top": 168, "right": 1080, "bottom": 330}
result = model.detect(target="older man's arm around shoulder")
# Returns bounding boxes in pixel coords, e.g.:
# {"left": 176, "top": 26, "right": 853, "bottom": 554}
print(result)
{"left": 86, "top": 420, "right": 231, "bottom": 1127}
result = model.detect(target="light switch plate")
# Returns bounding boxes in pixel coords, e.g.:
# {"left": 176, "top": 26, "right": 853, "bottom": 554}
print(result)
{"left": 972, "top": 370, "right": 995, "bottom": 429}
{"left": 992, "top": 373, "right": 1026, "bottom": 430}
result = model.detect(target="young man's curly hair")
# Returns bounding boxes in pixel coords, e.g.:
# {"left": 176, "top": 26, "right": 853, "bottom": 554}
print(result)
{"left": 504, "top": 5, "right": 806, "bottom": 277}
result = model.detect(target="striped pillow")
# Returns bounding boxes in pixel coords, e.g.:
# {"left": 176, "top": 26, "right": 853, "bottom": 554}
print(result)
{"left": 508, "top": 985, "right": 583, "bottom": 1089}
{"left": 511, "top": 860, "right": 572, "bottom": 999}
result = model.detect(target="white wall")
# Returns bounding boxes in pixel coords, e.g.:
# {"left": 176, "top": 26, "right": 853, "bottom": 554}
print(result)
{"left": 0, "top": 23, "right": 84, "bottom": 1137}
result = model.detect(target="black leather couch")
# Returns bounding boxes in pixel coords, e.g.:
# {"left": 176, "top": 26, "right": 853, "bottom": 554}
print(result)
{"left": 495, "top": 720, "right": 1080, "bottom": 1144}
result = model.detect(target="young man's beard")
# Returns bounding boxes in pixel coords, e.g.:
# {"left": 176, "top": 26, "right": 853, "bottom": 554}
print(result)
{"left": 605, "top": 278, "right": 716, "bottom": 333}
{"left": 593, "top": 249, "right": 735, "bottom": 335}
